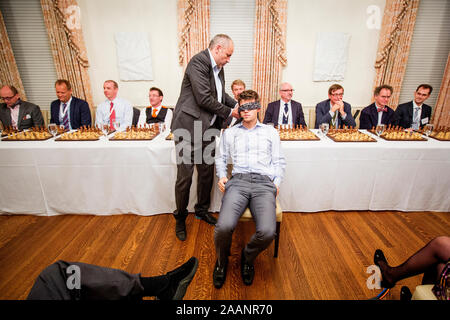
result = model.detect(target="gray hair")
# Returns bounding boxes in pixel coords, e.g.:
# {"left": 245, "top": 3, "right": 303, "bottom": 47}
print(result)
{"left": 208, "top": 34, "right": 233, "bottom": 50}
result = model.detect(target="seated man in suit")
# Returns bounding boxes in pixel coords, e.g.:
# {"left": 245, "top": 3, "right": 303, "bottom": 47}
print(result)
{"left": 0, "top": 85, "right": 45, "bottom": 130}
{"left": 223, "top": 79, "right": 245, "bottom": 128}
{"left": 142, "top": 87, "right": 172, "bottom": 129}
{"left": 359, "top": 85, "right": 395, "bottom": 130}
{"left": 392, "top": 84, "right": 433, "bottom": 130}
{"left": 95, "top": 80, "right": 133, "bottom": 131}
{"left": 50, "top": 79, "right": 91, "bottom": 130}
{"left": 213, "top": 90, "right": 286, "bottom": 288}
{"left": 263, "top": 82, "right": 306, "bottom": 127}
{"left": 314, "top": 84, "right": 356, "bottom": 129}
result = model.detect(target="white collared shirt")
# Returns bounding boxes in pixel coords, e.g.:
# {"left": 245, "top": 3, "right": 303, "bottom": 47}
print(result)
{"left": 216, "top": 121, "right": 286, "bottom": 187}
{"left": 208, "top": 49, "right": 222, "bottom": 126}
{"left": 95, "top": 97, "right": 133, "bottom": 131}
{"left": 278, "top": 100, "right": 293, "bottom": 126}
{"left": 374, "top": 102, "right": 384, "bottom": 126}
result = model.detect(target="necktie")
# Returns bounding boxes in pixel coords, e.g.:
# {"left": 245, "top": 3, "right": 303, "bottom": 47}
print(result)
{"left": 282, "top": 103, "right": 289, "bottom": 124}
{"left": 331, "top": 111, "right": 337, "bottom": 128}
{"left": 110, "top": 101, "right": 116, "bottom": 130}
{"left": 62, "top": 103, "right": 70, "bottom": 131}
{"left": 377, "top": 106, "right": 387, "bottom": 113}
{"left": 412, "top": 107, "right": 420, "bottom": 130}
{"left": 152, "top": 107, "right": 158, "bottom": 118}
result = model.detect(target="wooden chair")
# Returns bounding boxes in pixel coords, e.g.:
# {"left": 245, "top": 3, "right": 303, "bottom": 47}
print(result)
{"left": 239, "top": 200, "right": 283, "bottom": 258}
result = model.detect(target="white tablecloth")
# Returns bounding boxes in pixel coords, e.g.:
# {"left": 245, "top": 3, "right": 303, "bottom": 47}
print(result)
{"left": 1, "top": 130, "right": 449, "bottom": 216}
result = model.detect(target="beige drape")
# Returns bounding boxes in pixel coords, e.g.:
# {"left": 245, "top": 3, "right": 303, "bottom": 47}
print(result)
{"left": 177, "top": 0, "right": 210, "bottom": 69}
{"left": 373, "top": 0, "right": 419, "bottom": 109}
{"left": 40, "top": 0, "right": 93, "bottom": 109}
{"left": 432, "top": 53, "right": 450, "bottom": 128}
{"left": 0, "top": 9, "right": 26, "bottom": 100}
{"left": 253, "top": 0, "right": 287, "bottom": 121}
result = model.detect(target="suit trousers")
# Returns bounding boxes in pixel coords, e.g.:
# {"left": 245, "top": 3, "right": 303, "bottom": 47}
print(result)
{"left": 27, "top": 260, "right": 144, "bottom": 300}
{"left": 214, "top": 173, "right": 277, "bottom": 266}
{"left": 174, "top": 134, "right": 217, "bottom": 218}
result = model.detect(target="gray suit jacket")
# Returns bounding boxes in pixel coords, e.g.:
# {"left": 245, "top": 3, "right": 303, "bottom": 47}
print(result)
{"left": 171, "top": 49, "right": 236, "bottom": 141}
{"left": 0, "top": 100, "right": 45, "bottom": 130}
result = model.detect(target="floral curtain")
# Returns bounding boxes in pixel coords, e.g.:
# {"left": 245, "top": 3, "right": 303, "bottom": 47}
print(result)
{"left": 177, "top": 0, "right": 210, "bottom": 69}
{"left": 253, "top": 0, "right": 287, "bottom": 121}
{"left": 432, "top": 53, "right": 450, "bottom": 128}
{"left": 373, "top": 0, "right": 419, "bottom": 109}
{"left": 0, "top": 9, "right": 26, "bottom": 100}
{"left": 40, "top": 0, "right": 93, "bottom": 109}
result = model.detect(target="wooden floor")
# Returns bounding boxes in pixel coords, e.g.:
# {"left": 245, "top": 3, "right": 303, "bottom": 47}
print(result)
{"left": 0, "top": 210, "right": 448, "bottom": 300}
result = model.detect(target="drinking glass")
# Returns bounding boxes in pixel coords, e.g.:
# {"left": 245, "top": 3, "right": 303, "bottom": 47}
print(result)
{"left": 101, "top": 124, "right": 109, "bottom": 139}
{"left": 319, "top": 123, "right": 329, "bottom": 137}
{"left": 48, "top": 123, "right": 58, "bottom": 137}
{"left": 113, "top": 120, "right": 120, "bottom": 132}
{"left": 375, "top": 124, "right": 385, "bottom": 137}
{"left": 424, "top": 124, "right": 434, "bottom": 137}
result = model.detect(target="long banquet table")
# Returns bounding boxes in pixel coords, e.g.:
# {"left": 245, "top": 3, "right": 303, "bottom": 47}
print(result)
{"left": 0, "top": 130, "right": 449, "bottom": 216}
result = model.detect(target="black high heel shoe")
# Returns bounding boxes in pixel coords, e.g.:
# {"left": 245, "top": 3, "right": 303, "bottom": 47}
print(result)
{"left": 374, "top": 249, "right": 395, "bottom": 289}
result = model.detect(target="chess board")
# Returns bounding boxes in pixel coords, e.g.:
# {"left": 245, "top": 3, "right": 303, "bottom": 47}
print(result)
{"left": 110, "top": 127, "right": 159, "bottom": 140}
{"left": 327, "top": 129, "right": 376, "bottom": 142}
{"left": 2, "top": 127, "right": 53, "bottom": 141}
{"left": 278, "top": 127, "right": 320, "bottom": 141}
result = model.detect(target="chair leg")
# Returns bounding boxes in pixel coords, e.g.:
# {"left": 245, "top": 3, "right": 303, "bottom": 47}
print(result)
{"left": 274, "top": 221, "right": 281, "bottom": 258}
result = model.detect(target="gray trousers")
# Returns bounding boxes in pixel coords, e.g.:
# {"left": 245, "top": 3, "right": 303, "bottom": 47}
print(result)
{"left": 214, "top": 173, "right": 277, "bottom": 266}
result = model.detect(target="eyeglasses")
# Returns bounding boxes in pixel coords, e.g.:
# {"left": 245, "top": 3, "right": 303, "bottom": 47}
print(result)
{"left": 280, "top": 89, "right": 294, "bottom": 92}
{"left": 1, "top": 95, "right": 16, "bottom": 101}
{"left": 331, "top": 93, "right": 344, "bottom": 97}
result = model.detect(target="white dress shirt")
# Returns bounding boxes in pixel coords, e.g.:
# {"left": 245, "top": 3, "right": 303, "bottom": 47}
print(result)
{"left": 95, "top": 97, "right": 133, "bottom": 131}
{"left": 216, "top": 121, "right": 286, "bottom": 187}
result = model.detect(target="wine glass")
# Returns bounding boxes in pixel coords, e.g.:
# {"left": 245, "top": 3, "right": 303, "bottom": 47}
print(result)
{"left": 48, "top": 123, "right": 58, "bottom": 137}
{"left": 101, "top": 123, "right": 109, "bottom": 139}
{"left": 424, "top": 124, "right": 434, "bottom": 137}
{"left": 113, "top": 120, "right": 120, "bottom": 132}
{"left": 319, "top": 123, "right": 329, "bottom": 137}
{"left": 375, "top": 124, "right": 385, "bottom": 137}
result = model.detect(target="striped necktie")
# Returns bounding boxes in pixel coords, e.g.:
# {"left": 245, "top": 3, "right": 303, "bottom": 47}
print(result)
{"left": 62, "top": 103, "right": 70, "bottom": 130}
{"left": 282, "top": 103, "right": 289, "bottom": 124}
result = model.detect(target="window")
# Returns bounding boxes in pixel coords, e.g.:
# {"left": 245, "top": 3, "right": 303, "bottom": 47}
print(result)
{"left": 210, "top": 0, "right": 255, "bottom": 96}
{"left": 399, "top": 0, "right": 450, "bottom": 108}
{"left": 0, "top": 0, "right": 57, "bottom": 109}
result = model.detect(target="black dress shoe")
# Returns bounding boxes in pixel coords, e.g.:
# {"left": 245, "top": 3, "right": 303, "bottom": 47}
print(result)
{"left": 195, "top": 212, "right": 217, "bottom": 225}
{"left": 175, "top": 216, "right": 187, "bottom": 241}
{"left": 241, "top": 249, "right": 254, "bottom": 286}
{"left": 157, "top": 257, "right": 199, "bottom": 300}
{"left": 213, "top": 259, "right": 227, "bottom": 289}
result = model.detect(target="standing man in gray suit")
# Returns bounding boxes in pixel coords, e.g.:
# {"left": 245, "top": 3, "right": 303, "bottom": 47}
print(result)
{"left": 171, "top": 34, "right": 239, "bottom": 241}
{"left": 0, "top": 85, "right": 45, "bottom": 130}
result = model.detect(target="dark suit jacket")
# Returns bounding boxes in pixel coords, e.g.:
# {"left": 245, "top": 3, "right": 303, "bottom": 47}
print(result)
{"left": 263, "top": 100, "right": 307, "bottom": 127}
{"left": 50, "top": 96, "right": 91, "bottom": 129}
{"left": 359, "top": 103, "right": 394, "bottom": 130}
{"left": 392, "top": 101, "right": 432, "bottom": 129}
{"left": 171, "top": 49, "right": 236, "bottom": 141}
{"left": 314, "top": 99, "right": 356, "bottom": 129}
{"left": 0, "top": 100, "right": 45, "bottom": 130}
